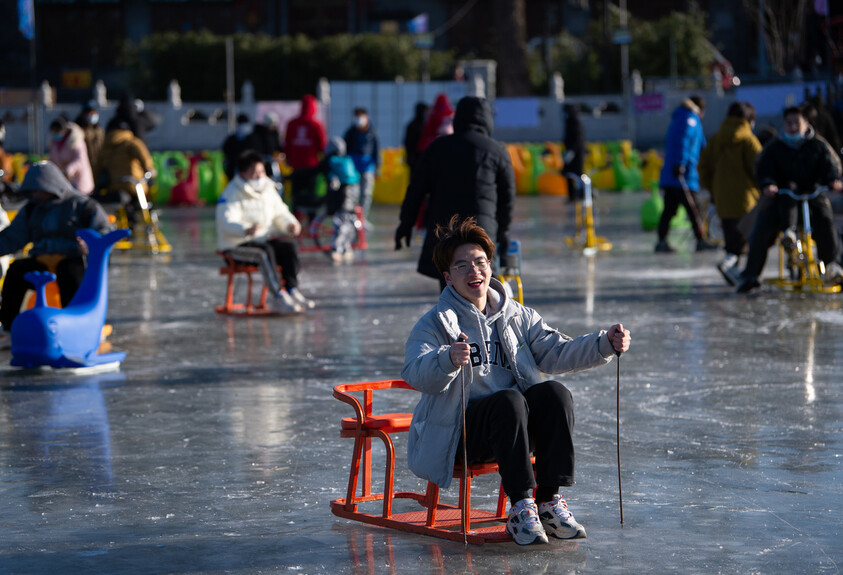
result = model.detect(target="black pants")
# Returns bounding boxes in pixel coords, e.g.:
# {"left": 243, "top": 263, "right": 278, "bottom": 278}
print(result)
{"left": 289, "top": 172, "right": 322, "bottom": 219}
{"left": 225, "top": 239, "right": 299, "bottom": 291}
{"left": 0, "top": 256, "right": 85, "bottom": 331}
{"left": 720, "top": 218, "right": 747, "bottom": 257}
{"left": 462, "top": 381, "right": 575, "bottom": 504}
{"left": 658, "top": 186, "right": 704, "bottom": 241}
{"left": 743, "top": 194, "right": 841, "bottom": 281}
{"left": 566, "top": 174, "right": 584, "bottom": 202}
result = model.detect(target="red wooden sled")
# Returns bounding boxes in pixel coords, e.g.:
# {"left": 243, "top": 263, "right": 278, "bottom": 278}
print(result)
{"left": 331, "top": 379, "right": 525, "bottom": 545}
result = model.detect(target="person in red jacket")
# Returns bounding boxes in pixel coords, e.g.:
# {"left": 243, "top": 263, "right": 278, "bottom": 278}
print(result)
{"left": 416, "top": 93, "right": 455, "bottom": 154}
{"left": 284, "top": 95, "right": 327, "bottom": 219}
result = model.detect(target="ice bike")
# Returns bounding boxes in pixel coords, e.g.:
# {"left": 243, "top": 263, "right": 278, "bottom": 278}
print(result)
{"left": 105, "top": 172, "right": 172, "bottom": 255}
{"left": 764, "top": 185, "right": 841, "bottom": 294}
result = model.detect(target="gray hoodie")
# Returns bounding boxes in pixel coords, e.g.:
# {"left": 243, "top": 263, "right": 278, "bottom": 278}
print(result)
{"left": 401, "top": 278, "right": 615, "bottom": 488}
{"left": 0, "top": 161, "right": 111, "bottom": 257}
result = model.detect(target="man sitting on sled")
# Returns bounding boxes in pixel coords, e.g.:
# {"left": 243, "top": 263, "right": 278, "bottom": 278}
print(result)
{"left": 401, "top": 216, "right": 631, "bottom": 545}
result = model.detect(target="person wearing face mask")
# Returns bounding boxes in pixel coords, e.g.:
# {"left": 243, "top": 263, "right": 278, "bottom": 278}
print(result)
{"left": 698, "top": 101, "right": 762, "bottom": 285}
{"left": 75, "top": 103, "right": 105, "bottom": 174}
{"left": 397, "top": 96, "right": 516, "bottom": 291}
{"left": 222, "top": 114, "right": 258, "bottom": 182}
{"left": 216, "top": 150, "right": 314, "bottom": 314}
{"left": 95, "top": 119, "right": 155, "bottom": 224}
{"left": 48, "top": 117, "right": 94, "bottom": 195}
{"left": 342, "top": 107, "right": 380, "bottom": 226}
{"left": 736, "top": 104, "right": 843, "bottom": 293}
{"left": 654, "top": 95, "right": 717, "bottom": 253}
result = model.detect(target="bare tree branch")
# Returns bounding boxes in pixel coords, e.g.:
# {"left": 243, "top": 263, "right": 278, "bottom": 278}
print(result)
{"left": 743, "top": 0, "right": 809, "bottom": 75}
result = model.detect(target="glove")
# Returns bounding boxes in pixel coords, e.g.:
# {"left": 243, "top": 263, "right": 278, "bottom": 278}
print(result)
{"left": 672, "top": 165, "right": 686, "bottom": 178}
{"left": 395, "top": 225, "right": 412, "bottom": 250}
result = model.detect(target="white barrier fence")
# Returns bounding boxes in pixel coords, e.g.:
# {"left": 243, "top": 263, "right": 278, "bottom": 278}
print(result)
{"left": 1, "top": 78, "right": 827, "bottom": 155}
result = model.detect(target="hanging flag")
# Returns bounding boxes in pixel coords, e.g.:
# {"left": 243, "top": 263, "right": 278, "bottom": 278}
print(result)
{"left": 18, "top": 0, "right": 34, "bottom": 40}
{"left": 408, "top": 13, "right": 428, "bottom": 34}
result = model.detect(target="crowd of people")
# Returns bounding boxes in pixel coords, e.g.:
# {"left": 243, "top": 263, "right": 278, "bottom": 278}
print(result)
{"left": 0, "top": 87, "right": 841, "bottom": 545}
{"left": 656, "top": 93, "right": 843, "bottom": 292}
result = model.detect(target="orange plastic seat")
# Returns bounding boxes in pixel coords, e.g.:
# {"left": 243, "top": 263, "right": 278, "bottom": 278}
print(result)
{"left": 341, "top": 413, "right": 413, "bottom": 431}
{"left": 22, "top": 254, "right": 65, "bottom": 310}
{"left": 331, "top": 379, "right": 526, "bottom": 545}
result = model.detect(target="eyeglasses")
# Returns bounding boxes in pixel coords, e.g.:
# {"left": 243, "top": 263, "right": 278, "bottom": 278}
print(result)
{"left": 450, "top": 257, "right": 489, "bottom": 275}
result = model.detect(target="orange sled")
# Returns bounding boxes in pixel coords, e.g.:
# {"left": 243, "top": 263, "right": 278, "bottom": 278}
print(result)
{"left": 331, "top": 379, "right": 529, "bottom": 545}
{"left": 215, "top": 251, "right": 281, "bottom": 316}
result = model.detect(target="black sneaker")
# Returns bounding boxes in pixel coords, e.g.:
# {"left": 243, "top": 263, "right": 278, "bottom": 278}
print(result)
{"left": 736, "top": 277, "right": 760, "bottom": 294}
{"left": 655, "top": 240, "right": 674, "bottom": 253}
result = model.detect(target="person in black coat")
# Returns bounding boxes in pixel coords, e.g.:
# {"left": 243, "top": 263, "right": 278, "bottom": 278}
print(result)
{"left": 404, "top": 102, "right": 429, "bottom": 175}
{"left": 737, "top": 105, "right": 843, "bottom": 292}
{"left": 112, "top": 93, "right": 158, "bottom": 143}
{"left": 562, "top": 103, "right": 585, "bottom": 201}
{"left": 222, "top": 114, "right": 259, "bottom": 182}
{"left": 396, "top": 96, "right": 516, "bottom": 289}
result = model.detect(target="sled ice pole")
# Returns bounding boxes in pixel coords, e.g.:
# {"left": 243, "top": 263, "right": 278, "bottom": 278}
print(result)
{"left": 677, "top": 174, "right": 705, "bottom": 240}
{"left": 616, "top": 349, "right": 624, "bottom": 526}
{"left": 458, "top": 334, "right": 469, "bottom": 545}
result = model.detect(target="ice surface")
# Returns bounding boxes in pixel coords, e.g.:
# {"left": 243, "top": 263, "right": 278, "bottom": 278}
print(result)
{"left": 0, "top": 193, "right": 840, "bottom": 573}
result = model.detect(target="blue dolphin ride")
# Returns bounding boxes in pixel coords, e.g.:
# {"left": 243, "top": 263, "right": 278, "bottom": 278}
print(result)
{"left": 10, "top": 228, "right": 130, "bottom": 369}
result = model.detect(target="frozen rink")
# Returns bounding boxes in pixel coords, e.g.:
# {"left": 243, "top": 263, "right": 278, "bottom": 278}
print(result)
{"left": 1, "top": 192, "right": 841, "bottom": 574}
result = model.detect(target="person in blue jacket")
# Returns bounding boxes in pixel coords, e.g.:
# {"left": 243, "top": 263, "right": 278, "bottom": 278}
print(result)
{"left": 655, "top": 96, "right": 717, "bottom": 253}
{"left": 343, "top": 107, "right": 379, "bottom": 227}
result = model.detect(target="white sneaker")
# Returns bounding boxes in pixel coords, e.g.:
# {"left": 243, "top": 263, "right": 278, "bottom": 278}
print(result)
{"left": 717, "top": 255, "right": 741, "bottom": 287}
{"left": 538, "top": 495, "right": 586, "bottom": 539}
{"left": 505, "top": 498, "right": 548, "bottom": 545}
{"left": 290, "top": 289, "right": 315, "bottom": 309}
{"left": 271, "top": 291, "right": 303, "bottom": 314}
{"left": 719, "top": 253, "right": 738, "bottom": 270}
{"left": 330, "top": 250, "right": 343, "bottom": 264}
{"left": 342, "top": 249, "right": 355, "bottom": 263}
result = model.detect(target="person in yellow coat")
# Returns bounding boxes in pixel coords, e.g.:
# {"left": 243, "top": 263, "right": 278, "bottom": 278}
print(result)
{"left": 93, "top": 119, "right": 155, "bottom": 223}
{"left": 698, "top": 102, "right": 762, "bottom": 285}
